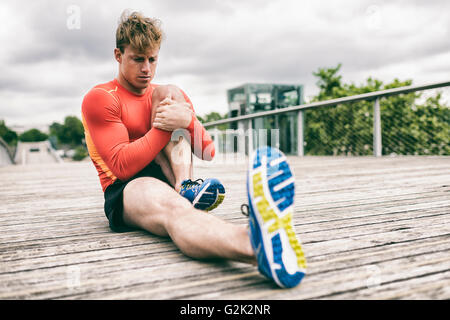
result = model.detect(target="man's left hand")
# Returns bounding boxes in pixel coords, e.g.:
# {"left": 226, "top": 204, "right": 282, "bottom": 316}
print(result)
{"left": 152, "top": 98, "right": 193, "bottom": 131}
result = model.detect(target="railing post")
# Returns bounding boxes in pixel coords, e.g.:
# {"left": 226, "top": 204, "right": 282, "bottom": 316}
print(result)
{"left": 237, "top": 120, "right": 245, "bottom": 155}
{"left": 247, "top": 119, "right": 253, "bottom": 155}
{"left": 211, "top": 127, "right": 221, "bottom": 153}
{"left": 373, "top": 98, "right": 382, "bottom": 157}
{"left": 297, "top": 110, "right": 304, "bottom": 156}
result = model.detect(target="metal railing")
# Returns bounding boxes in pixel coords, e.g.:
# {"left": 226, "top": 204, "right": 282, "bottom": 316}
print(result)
{"left": 0, "top": 137, "right": 15, "bottom": 166}
{"left": 203, "top": 80, "right": 450, "bottom": 157}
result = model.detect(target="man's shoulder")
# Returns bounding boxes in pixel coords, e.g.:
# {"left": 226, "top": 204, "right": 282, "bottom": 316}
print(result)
{"left": 83, "top": 80, "right": 120, "bottom": 103}
{"left": 81, "top": 80, "right": 121, "bottom": 117}
{"left": 87, "top": 80, "right": 118, "bottom": 96}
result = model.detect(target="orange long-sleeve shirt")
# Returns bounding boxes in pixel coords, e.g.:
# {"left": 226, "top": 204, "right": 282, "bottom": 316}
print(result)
{"left": 81, "top": 79, "right": 215, "bottom": 192}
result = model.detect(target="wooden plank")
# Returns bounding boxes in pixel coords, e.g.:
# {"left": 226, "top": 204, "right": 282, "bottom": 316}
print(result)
{"left": 1, "top": 194, "right": 447, "bottom": 239}
{"left": 0, "top": 205, "right": 445, "bottom": 264}
{"left": 1, "top": 175, "right": 447, "bottom": 226}
{"left": 68, "top": 251, "right": 450, "bottom": 300}
{"left": 1, "top": 226, "right": 448, "bottom": 299}
{"left": 324, "top": 271, "right": 450, "bottom": 299}
{"left": 196, "top": 252, "right": 450, "bottom": 300}
{"left": 1, "top": 206, "right": 447, "bottom": 265}
{"left": 0, "top": 156, "right": 448, "bottom": 300}
{"left": 1, "top": 202, "right": 448, "bottom": 270}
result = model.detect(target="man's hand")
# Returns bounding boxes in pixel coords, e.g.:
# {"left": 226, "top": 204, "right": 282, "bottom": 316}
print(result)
{"left": 152, "top": 97, "right": 193, "bottom": 131}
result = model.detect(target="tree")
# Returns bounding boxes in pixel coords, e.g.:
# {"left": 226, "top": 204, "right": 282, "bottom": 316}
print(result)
{"left": 197, "top": 111, "right": 228, "bottom": 130}
{"left": 304, "top": 65, "right": 449, "bottom": 156}
{"left": 49, "top": 116, "right": 85, "bottom": 148}
{"left": 19, "top": 128, "right": 48, "bottom": 142}
{"left": 0, "top": 120, "right": 18, "bottom": 147}
{"left": 312, "top": 63, "right": 345, "bottom": 100}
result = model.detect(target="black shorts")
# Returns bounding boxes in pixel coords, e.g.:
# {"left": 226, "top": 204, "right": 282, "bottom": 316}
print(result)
{"left": 104, "top": 161, "right": 171, "bottom": 233}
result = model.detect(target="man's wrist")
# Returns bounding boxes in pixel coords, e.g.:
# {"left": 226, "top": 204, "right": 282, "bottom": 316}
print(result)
{"left": 186, "top": 113, "right": 196, "bottom": 131}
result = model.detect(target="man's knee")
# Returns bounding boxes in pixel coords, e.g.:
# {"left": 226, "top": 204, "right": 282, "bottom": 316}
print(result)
{"left": 151, "top": 84, "right": 186, "bottom": 125}
{"left": 152, "top": 84, "right": 185, "bottom": 103}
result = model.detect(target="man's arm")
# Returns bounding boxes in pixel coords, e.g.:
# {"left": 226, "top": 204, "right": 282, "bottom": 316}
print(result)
{"left": 153, "top": 90, "right": 216, "bottom": 161}
{"left": 185, "top": 113, "right": 215, "bottom": 161}
{"left": 81, "top": 88, "right": 172, "bottom": 181}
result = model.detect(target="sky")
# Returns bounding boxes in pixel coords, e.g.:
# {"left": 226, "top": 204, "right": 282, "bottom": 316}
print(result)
{"left": 0, "top": 0, "right": 449, "bottom": 128}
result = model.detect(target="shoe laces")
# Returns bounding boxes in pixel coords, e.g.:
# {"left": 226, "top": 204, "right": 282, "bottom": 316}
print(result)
{"left": 181, "top": 178, "right": 204, "bottom": 189}
{"left": 240, "top": 204, "right": 249, "bottom": 217}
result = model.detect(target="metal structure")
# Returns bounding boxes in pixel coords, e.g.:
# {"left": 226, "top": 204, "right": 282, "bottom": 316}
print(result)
{"left": 227, "top": 83, "right": 304, "bottom": 117}
{"left": 0, "top": 137, "right": 14, "bottom": 166}
{"left": 206, "top": 80, "right": 450, "bottom": 157}
{"left": 226, "top": 83, "right": 304, "bottom": 154}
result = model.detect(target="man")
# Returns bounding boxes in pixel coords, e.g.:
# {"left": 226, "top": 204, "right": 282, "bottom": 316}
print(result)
{"left": 81, "top": 11, "right": 306, "bottom": 288}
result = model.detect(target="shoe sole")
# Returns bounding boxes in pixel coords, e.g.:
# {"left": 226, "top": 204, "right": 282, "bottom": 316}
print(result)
{"left": 205, "top": 183, "right": 225, "bottom": 212}
{"left": 193, "top": 180, "right": 225, "bottom": 212}
{"left": 248, "top": 147, "right": 306, "bottom": 288}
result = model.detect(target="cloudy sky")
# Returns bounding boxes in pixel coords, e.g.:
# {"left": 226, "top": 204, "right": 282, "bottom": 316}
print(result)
{"left": 0, "top": 0, "right": 449, "bottom": 128}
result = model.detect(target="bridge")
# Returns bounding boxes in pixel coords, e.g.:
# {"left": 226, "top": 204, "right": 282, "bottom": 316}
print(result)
{"left": 0, "top": 155, "right": 448, "bottom": 299}
{"left": 13, "top": 141, "right": 62, "bottom": 165}
{"left": 0, "top": 81, "right": 449, "bottom": 299}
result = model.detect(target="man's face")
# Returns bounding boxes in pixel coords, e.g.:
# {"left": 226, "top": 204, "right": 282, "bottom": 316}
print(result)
{"left": 115, "top": 45, "right": 159, "bottom": 94}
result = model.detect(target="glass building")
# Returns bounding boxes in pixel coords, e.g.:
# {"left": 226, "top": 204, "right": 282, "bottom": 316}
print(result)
{"left": 227, "top": 83, "right": 304, "bottom": 155}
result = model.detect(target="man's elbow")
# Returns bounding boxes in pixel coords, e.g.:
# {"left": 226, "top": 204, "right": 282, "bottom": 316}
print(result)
{"left": 114, "top": 171, "right": 133, "bottom": 182}
{"left": 110, "top": 158, "right": 136, "bottom": 181}
{"left": 201, "top": 143, "right": 215, "bottom": 161}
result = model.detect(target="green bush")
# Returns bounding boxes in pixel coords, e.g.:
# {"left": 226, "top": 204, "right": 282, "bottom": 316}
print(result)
{"left": 0, "top": 120, "right": 18, "bottom": 147}
{"left": 19, "top": 128, "right": 48, "bottom": 142}
{"left": 50, "top": 115, "right": 85, "bottom": 148}
{"left": 72, "top": 146, "right": 88, "bottom": 161}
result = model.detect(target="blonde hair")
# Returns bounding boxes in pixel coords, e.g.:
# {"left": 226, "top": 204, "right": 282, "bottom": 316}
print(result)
{"left": 116, "top": 10, "right": 163, "bottom": 53}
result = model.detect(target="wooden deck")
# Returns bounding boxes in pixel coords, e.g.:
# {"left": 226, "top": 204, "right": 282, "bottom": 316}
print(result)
{"left": 0, "top": 156, "right": 449, "bottom": 300}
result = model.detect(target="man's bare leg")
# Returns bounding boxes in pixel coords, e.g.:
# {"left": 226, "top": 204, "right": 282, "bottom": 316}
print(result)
{"left": 161, "top": 134, "right": 192, "bottom": 192}
{"left": 122, "top": 177, "right": 255, "bottom": 264}
{"left": 152, "top": 147, "right": 177, "bottom": 188}
{"left": 152, "top": 85, "right": 193, "bottom": 191}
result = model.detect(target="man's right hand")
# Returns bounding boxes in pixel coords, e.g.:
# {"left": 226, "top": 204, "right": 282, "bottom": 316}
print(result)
{"left": 152, "top": 97, "right": 193, "bottom": 131}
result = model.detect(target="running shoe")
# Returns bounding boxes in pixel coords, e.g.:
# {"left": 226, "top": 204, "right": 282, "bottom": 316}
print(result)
{"left": 180, "top": 178, "right": 225, "bottom": 211}
{"left": 245, "top": 146, "right": 306, "bottom": 288}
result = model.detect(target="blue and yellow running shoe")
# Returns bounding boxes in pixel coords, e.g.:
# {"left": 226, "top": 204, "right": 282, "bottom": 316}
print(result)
{"left": 245, "top": 146, "right": 306, "bottom": 288}
{"left": 180, "top": 178, "right": 225, "bottom": 212}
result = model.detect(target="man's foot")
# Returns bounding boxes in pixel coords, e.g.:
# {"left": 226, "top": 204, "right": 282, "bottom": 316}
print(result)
{"left": 244, "top": 146, "right": 306, "bottom": 288}
{"left": 180, "top": 178, "right": 225, "bottom": 211}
